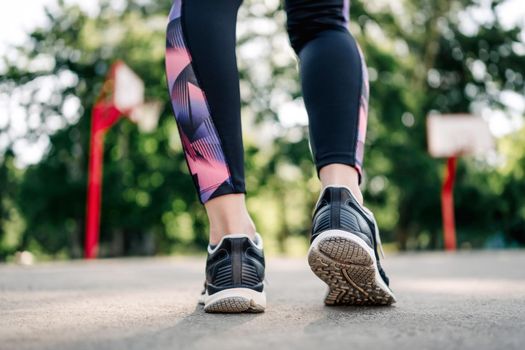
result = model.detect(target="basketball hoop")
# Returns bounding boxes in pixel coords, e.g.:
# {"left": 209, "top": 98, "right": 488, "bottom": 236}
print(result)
{"left": 85, "top": 61, "right": 161, "bottom": 259}
{"left": 427, "top": 114, "right": 494, "bottom": 157}
{"left": 129, "top": 101, "right": 163, "bottom": 133}
{"left": 114, "top": 62, "right": 145, "bottom": 113}
{"left": 426, "top": 114, "right": 494, "bottom": 251}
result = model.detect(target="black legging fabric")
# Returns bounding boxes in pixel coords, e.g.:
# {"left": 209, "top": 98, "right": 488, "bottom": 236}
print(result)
{"left": 166, "top": 0, "right": 369, "bottom": 204}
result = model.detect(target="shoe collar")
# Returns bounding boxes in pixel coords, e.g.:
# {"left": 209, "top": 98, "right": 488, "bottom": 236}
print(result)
{"left": 207, "top": 232, "right": 263, "bottom": 254}
{"left": 313, "top": 184, "right": 362, "bottom": 214}
{"left": 313, "top": 184, "right": 385, "bottom": 260}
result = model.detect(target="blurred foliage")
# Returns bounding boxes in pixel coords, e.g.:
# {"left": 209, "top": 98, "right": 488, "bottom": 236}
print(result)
{"left": 0, "top": 0, "right": 524, "bottom": 260}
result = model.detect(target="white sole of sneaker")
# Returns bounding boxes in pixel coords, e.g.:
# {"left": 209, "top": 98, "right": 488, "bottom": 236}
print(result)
{"left": 201, "top": 288, "right": 266, "bottom": 313}
{"left": 308, "top": 230, "right": 396, "bottom": 306}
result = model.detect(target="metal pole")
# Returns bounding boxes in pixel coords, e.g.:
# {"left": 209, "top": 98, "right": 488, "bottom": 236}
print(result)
{"left": 85, "top": 108, "right": 105, "bottom": 259}
{"left": 441, "top": 156, "right": 457, "bottom": 251}
{"left": 84, "top": 103, "right": 121, "bottom": 259}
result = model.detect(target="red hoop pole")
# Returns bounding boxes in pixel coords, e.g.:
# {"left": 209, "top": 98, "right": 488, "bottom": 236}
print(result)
{"left": 441, "top": 156, "right": 457, "bottom": 251}
{"left": 84, "top": 61, "right": 144, "bottom": 259}
{"left": 84, "top": 103, "right": 121, "bottom": 259}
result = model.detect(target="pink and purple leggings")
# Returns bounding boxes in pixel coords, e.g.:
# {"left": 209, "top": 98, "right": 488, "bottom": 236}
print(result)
{"left": 166, "top": 0, "right": 369, "bottom": 204}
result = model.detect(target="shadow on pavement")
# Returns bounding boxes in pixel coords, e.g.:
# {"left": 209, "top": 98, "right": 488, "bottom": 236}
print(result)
{"left": 304, "top": 305, "right": 399, "bottom": 335}
{"left": 123, "top": 302, "right": 263, "bottom": 348}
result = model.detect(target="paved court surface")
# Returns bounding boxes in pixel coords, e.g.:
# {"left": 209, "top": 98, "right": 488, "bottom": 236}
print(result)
{"left": 1, "top": 251, "right": 525, "bottom": 350}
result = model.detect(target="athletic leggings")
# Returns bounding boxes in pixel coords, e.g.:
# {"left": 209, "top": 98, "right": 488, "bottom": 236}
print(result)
{"left": 165, "top": 0, "right": 369, "bottom": 204}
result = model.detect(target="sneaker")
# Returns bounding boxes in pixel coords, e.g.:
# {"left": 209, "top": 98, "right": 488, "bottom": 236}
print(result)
{"left": 199, "top": 233, "right": 266, "bottom": 313}
{"left": 308, "top": 185, "right": 396, "bottom": 305}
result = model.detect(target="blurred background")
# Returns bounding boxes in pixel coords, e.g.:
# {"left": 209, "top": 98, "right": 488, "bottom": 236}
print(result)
{"left": 0, "top": 0, "right": 524, "bottom": 261}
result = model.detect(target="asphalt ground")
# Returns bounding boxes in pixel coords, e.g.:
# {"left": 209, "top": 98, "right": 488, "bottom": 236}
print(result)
{"left": 1, "top": 250, "right": 524, "bottom": 350}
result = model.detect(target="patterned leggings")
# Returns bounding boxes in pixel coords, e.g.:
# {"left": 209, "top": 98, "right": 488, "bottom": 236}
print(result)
{"left": 166, "top": 0, "right": 369, "bottom": 204}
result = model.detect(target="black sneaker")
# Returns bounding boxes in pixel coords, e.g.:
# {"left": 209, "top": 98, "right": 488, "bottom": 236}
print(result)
{"left": 308, "top": 185, "right": 396, "bottom": 305}
{"left": 198, "top": 233, "right": 266, "bottom": 313}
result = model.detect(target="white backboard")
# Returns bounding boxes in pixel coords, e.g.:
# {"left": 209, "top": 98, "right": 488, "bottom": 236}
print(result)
{"left": 114, "top": 63, "right": 144, "bottom": 112}
{"left": 129, "top": 101, "right": 162, "bottom": 133}
{"left": 427, "top": 114, "right": 494, "bottom": 157}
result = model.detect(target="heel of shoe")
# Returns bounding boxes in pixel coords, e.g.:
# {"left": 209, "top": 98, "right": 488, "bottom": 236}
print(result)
{"left": 204, "top": 288, "right": 266, "bottom": 313}
{"left": 308, "top": 230, "right": 396, "bottom": 306}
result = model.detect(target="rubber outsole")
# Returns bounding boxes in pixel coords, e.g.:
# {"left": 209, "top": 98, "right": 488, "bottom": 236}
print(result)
{"left": 204, "top": 296, "right": 265, "bottom": 313}
{"left": 308, "top": 230, "right": 396, "bottom": 306}
{"left": 201, "top": 288, "right": 266, "bottom": 313}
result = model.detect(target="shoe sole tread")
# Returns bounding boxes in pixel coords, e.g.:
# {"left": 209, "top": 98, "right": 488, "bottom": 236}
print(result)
{"left": 204, "top": 296, "right": 265, "bottom": 313}
{"left": 309, "top": 234, "right": 396, "bottom": 306}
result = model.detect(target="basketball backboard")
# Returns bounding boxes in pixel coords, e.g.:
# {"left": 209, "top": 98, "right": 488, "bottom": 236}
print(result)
{"left": 427, "top": 114, "right": 494, "bottom": 158}
{"left": 129, "top": 101, "right": 163, "bottom": 133}
{"left": 114, "top": 62, "right": 145, "bottom": 113}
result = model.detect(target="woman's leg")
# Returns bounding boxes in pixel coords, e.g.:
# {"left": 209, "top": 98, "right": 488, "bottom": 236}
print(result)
{"left": 166, "top": 0, "right": 266, "bottom": 313}
{"left": 165, "top": 0, "right": 255, "bottom": 244}
{"left": 285, "top": 0, "right": 396, "bottom": 305}
{"left": 285, "top": 0, "right": 368, "bottom": 204}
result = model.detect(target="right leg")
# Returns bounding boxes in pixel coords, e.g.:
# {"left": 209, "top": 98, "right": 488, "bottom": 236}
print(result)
{"left": 285, "top": 0, "right": 396, "bottom": 306}
{"left": 165, "top": 0, "right": 265, "bottom": 313}
{"left": 285, "top": 0, "right": 365, "bottom": 204}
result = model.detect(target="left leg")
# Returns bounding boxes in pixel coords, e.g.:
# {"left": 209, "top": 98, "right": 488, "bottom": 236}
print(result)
{"left": 165, "top": 0, "right": 265, "bottom": 313}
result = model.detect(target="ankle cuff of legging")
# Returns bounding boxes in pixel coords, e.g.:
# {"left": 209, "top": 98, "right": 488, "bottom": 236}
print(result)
{"left": 315, "top": 155, "right": 363, "bottom": 185}
{"left": 201, "top": 183, "right": 246, "bottom": 205}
